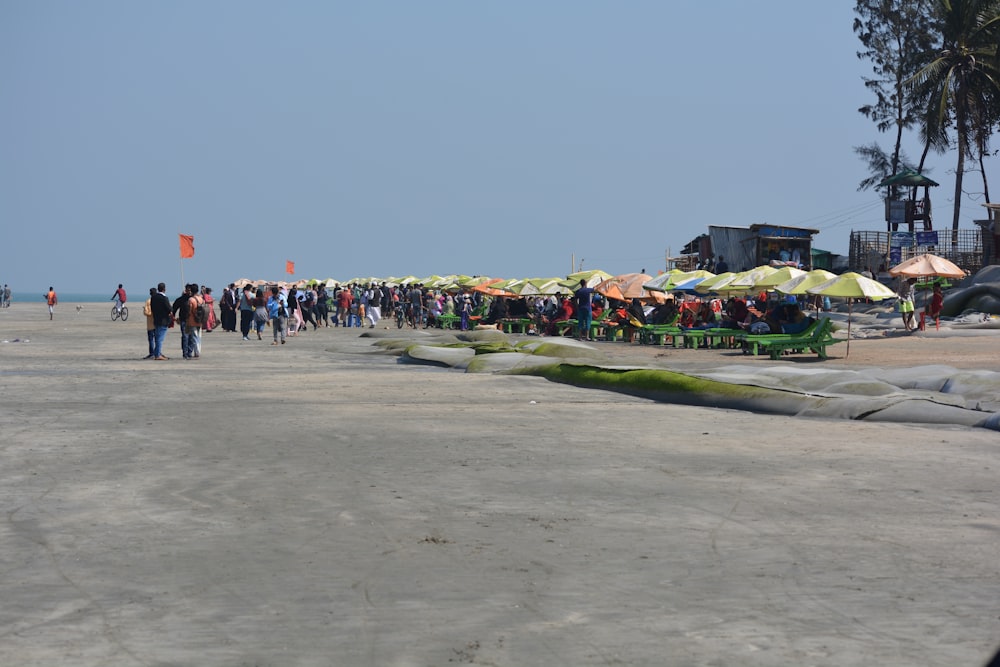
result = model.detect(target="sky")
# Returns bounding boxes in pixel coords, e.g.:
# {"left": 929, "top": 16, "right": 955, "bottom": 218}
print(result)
{"left": 1, "top": 1, "right": 987, "bottom": 295}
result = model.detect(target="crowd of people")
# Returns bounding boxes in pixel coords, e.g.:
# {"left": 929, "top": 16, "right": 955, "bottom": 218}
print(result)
{"left": 133, "top": 280, "right": 488, "bottom": 360}
{"left": 114, "top": 271, "right": 956, "bottom": 360}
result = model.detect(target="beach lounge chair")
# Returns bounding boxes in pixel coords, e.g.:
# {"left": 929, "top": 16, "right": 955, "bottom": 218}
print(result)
{"left": 638, "top": 314, "right": 682, "bottom": 346}
{"left": 678, "top": 327, "right": 744, "bottom": 349}
{"left": 437, "top": 314, "right": 461, "bottom": 329}
{"left": 738, "top": 318, "right": 840, "bottom": 360}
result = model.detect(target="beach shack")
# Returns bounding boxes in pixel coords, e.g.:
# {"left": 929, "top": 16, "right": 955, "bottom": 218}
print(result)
{"left": 704, "top": 224, "right": 819, "bottom": 271}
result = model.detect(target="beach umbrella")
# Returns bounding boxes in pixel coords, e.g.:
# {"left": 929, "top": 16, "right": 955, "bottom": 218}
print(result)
{"left": 773, "top": 269, "right": 836, "bottom": 295}
{"left": 775, "top": 269, "right": 836, "bottom": 319}
{"left": 888, "top": 253, "right": 966, "bottom": 279}
{"left": 489, "top": 278, "right": 519, "bottom": 291}
{"left": 532, "top": 279, "right": 573, "bottom": 295}
{"left": 563, "top": 269, "right": 613, "bottom": 289}
{"left": 640, "top": 269, "right": 684, "bottom": 292}
{"left": 643, "top": 269, "right": 714, "bottom": 293}
{"left": 472, "top": 277, "right": 516, "bottom": 297}
{"left": 508, "top": 279, "right": 545, "bottom": 296}
{"left": 751, "top": 266, "right": 806, "bottom": 290}
{"left": 693, "top": 272, "right": 734, "bottom": 293}
{"left": 418, "top": 275, "right": 445, "bottom": 287}
{"left": 807, "top": 272, "right": 896, "bottom": 357}
{"left": 730, "top": 264, "right": 779, "bottom": 288}
{"left": 694, "top": 272, "right": 753, "bottom": 297}
{"left": 456, "top": 275, "right": 488, "bottom": 287}
{"left": 595, "top": 272, "right": 665, "bottom": 303}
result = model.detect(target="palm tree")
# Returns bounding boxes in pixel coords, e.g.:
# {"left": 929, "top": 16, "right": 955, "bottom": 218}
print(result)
{"left": 910, "top": 0, "right": 1000, "bottom": 233}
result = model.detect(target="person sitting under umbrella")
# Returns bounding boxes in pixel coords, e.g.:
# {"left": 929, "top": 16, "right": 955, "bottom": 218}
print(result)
{"left": 926, "top": 284, "right": 944, "bottom": 321}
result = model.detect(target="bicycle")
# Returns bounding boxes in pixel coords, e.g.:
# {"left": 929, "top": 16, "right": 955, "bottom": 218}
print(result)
{"left": 111, "top": 304, "right": 129, "bottom": 321}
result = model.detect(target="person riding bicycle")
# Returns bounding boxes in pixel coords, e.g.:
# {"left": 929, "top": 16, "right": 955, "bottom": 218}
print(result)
{"left": 111, "top": 284, "right": 127, "bottom": 314}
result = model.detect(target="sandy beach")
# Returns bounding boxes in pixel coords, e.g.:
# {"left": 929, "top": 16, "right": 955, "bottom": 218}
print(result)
{"left": 1, "top": 303, "right": 998, "bottom": 666}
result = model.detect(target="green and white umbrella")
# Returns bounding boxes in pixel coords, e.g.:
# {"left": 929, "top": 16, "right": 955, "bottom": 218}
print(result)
{"left": 807, "top": 272, "right": 896, "bottom": 357}
{"left": 644, "top": 269, "right": 714, "bottom": 293}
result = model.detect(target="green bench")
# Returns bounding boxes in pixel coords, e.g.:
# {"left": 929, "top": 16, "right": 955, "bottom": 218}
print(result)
{"left": 677, "top": 327, "right": 744, "bottom": 349}
{"left": 737, "top": 317, "right": 840, "bottom": 360}
{"left": 500, "top": 318, "right": 534, "bottom": 334}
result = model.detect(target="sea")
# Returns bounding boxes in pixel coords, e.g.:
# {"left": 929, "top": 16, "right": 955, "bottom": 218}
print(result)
{"left": 18, "top": 293, "right": 110, "bottom": 304}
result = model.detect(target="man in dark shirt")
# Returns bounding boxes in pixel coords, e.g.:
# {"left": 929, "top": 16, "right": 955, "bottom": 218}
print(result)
{"left": 150, "top": 282, "right": 173, "bottom": 360}
{"left": 574, "top": 279, "right": 595, "bottom": 341}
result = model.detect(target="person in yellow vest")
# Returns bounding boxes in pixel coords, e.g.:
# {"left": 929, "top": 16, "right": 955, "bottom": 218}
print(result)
{"left": 45, "top": 287, "right": 58, "bottom": 320}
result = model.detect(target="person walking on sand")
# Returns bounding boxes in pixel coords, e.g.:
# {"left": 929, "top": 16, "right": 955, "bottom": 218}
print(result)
{"left": 897, "top": 277, "right": 917, "bottom": 331}
{"left": 150, "top": 282, "right": 172, "bottom": 360}
{"left": 220, "top": 283, "right": 237, "bottom": 332}
{"left": 239, "top": 284, "right": 254, "bottom": 340}
{"left": 45, "top": 286, "right": 58, "bottom": 320}
{"left": 267, "top": 286, "right": 288, "bottom": 345}
{"left": 252, "top": 287, "right": 268, "bottom": 340}
{"left": 143, "top": 287, "right": 157, "bottom": 358}
{"left": 186, "top": 283, "right": 205, "bottom": 357}
{"left": 201, "top": 287, "right": 217, "bottom": 332}
{"left": 172, "top": 284, "right": 193, "bottom": 358}
{"left": 286, "top": 287, "right": 300, "bottom": 336}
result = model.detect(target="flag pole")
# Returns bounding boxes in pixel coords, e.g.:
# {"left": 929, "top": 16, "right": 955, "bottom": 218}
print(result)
{"left": 179, "top": 231, "right": 186, "bottom": 288}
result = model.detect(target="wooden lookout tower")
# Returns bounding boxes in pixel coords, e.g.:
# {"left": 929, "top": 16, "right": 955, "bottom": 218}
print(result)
{"left": 880, "top": 169, "right": 939, "bottom": 232}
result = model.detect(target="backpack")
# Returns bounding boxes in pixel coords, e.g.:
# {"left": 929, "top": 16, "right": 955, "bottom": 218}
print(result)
{"left": 191, "top": 296, "right": 210, "bottom": 325}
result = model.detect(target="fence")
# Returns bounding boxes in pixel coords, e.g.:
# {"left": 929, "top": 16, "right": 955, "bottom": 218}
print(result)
{"left": 849, "top": 229, "right": 984, "bottom": 274}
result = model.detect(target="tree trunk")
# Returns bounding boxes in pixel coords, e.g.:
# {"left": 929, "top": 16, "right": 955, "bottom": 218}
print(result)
{"left": 952, "top": 149, "right": 964, "bottom": 233}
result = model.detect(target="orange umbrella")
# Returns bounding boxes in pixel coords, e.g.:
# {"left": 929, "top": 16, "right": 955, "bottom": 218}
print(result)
{"left": 888, "top": 253, "right": 966, "bottom": 279}
{"left": 472, "top": 277, "right": 517, "bottom": 297}
{"left": 595, "top": 273, "right": 665, "bottom": 303}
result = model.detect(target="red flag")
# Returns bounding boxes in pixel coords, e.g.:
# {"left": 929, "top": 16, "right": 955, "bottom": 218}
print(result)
{"left": 179, "top": 234, "right": 195, "bottom": 258}
{"left": 286, "top": 260, "right": 295, "bottom": 275}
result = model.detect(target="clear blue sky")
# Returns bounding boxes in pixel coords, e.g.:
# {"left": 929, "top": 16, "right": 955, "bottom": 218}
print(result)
{"left": 1, "top": 1, "right": 981, "bottom": 294}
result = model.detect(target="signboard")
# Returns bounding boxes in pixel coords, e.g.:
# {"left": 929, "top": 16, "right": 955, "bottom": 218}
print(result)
{"left": 888, "top": 200, "right": 908, "bottom": 225}
{"left": 890, "top": 231, "right": 914, "bottom": 248}
{"left": 916, "top": 231, "right": 939, "bottom": 246}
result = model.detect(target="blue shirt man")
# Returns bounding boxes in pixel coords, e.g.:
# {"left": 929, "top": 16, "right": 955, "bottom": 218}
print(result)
{"left": 574, "top": 279, "right": 595, "bottom": 341}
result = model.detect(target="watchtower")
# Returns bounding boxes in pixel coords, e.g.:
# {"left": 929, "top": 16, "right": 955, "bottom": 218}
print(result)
{"left": 879, "top": 169, "right": 938, "bottom": 232}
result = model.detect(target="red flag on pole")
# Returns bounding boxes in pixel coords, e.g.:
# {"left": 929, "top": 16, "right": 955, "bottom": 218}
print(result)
{"left": 286, "top": 260, "right": 295, "bottom": 275}
{"left": 179, "top": 234, "right": 195, "bottom": 258}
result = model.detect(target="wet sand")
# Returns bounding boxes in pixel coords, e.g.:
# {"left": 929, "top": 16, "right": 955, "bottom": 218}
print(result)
{"left": 1, "top": 303, "right": 998, "bottom": 666}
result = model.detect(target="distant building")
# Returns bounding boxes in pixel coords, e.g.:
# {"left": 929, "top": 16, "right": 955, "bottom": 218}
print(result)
{"left": 688, "top": 224, "right": 819, "bottom": 272}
